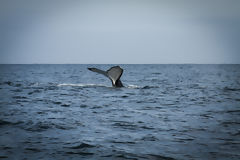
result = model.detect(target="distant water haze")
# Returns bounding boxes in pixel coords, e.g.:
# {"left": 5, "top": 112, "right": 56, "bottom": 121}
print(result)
{"left": 1, "top": 0, "right": 240, "bottom": 64}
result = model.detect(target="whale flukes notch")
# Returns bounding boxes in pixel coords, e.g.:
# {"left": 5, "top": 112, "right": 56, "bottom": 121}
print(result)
{"left": 88, "top": 66, "right": 124, "bottom": 87}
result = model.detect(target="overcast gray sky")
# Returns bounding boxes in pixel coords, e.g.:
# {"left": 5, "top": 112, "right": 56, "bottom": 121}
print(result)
{"left": 1, "top": 0, "right": 240, "bottom": 64}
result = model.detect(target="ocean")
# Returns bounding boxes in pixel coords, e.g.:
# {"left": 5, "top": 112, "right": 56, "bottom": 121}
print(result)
{"left": 0, "top": 64, "right": 240, "bottom": 160}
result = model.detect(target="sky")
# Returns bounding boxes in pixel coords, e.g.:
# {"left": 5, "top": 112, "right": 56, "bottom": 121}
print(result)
{"left": 1, "top": 0, "right": 240, "bottom": 64}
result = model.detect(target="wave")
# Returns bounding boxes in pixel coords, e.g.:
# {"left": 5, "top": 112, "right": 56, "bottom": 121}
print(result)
{"left": 223, "top": 87, "right": 240, "bottom": 92}
{"left": 57, "top": 83, "right": 158, "bottom": 90}
{"left": 126, "top": 84, "right": 141, "bottom": 89}
{"left": 125, "top": 85, "right": 159, "bottom": 89}
{"left": 57, "top": 83, "right": 110, "bottom": 88}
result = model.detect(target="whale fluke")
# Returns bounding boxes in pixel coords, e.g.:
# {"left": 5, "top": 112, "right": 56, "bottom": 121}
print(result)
{"left": 88, "top": 66, "right": 124, "bottom": 87}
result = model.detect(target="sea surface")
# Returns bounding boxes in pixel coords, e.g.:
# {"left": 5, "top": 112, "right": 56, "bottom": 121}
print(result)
{"left": 0, "top": 64, "right": 240, "bottom": 160}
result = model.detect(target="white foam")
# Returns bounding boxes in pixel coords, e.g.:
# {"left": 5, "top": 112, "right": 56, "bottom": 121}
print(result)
{"left": 126, "top": 84, "right": 141, "bottom": 89}
{"left": 58, "top": 83, "right": 141, "bottom": 89}
{"left": 57, "top": 83, "right": 108, "bottom": 87}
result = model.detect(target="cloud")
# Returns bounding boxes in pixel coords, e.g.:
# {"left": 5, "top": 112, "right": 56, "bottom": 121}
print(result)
{"left": 1, "top": 0, "right": 240, "bottom": 63}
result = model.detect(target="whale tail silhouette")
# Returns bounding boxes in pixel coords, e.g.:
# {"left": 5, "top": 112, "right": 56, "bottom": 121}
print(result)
{"left": 88, "top": 66, "right": 124, "bottom": 87}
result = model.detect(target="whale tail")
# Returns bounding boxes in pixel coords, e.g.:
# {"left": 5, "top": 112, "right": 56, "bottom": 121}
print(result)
{"left": 88, "top": 66, "right": 124, "bottom": 87}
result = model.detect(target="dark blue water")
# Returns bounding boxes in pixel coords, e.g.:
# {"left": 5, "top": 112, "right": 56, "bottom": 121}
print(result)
{"left": 0, "top": 64, "right": 240, "bottom": 160}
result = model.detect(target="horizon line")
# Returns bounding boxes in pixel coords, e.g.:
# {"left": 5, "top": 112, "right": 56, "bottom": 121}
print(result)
{"left": 0, "top": 63, "right": 239, "bottom": 65}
